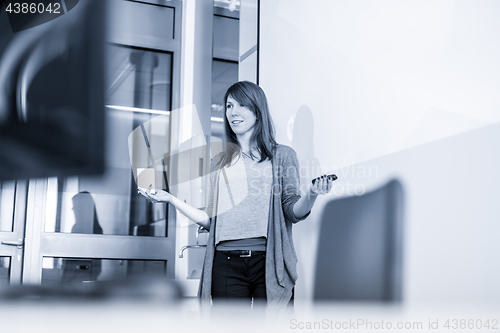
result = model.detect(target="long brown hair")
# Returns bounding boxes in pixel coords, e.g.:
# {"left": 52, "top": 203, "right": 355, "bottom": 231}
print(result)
{"left": 219, "top": 81, "right": 277, "bottom": 169}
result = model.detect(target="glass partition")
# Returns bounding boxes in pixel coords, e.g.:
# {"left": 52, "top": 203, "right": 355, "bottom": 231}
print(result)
{"left": 43, "top": 44, "right": 173, "bottom": 237}
{"left": 0, "top": 257, "right": 11, "bottom": 285}
{"left": 0, "top": 182, "right": 16, "bottom": 232}
{"left": 41, "top": 257, "right": 167, "bottom": 286}
{"left": 106, "top": 44, "right": 173, "bottom": 111}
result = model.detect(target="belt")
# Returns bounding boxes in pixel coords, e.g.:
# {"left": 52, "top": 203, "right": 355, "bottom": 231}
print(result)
{"left": 217, "top": 250, "right": 266, "bottom": 258}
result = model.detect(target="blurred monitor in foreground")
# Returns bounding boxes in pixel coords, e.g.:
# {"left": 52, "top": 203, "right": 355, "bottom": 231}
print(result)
{"left": 314, "top": 179, "right": 404, "bottom": 302}
{"left": 0, "top": 0, "right": 105, "bottom": 180}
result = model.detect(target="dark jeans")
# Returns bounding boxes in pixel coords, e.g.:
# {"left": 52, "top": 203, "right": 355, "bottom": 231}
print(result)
{"left": 211, "top": 251, "right": 266, "bottom": 304}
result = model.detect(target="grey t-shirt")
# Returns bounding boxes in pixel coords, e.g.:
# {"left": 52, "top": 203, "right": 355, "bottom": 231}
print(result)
{"left": 215, "top": 153, "right": 273, "bottom": 247}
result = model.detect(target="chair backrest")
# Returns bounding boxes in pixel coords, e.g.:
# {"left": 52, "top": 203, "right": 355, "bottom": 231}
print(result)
{"left": 313, "top": 179, "right": 404, "bottom": 301}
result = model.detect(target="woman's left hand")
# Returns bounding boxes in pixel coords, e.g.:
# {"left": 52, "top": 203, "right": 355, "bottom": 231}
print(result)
{"left": 309, "top": 175, "right": 334, "bottom": 196}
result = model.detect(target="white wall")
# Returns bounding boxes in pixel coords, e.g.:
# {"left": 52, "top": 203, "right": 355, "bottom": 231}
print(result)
{"left": 261, "top": 0, "right": 500, "bottom": 168}
{"left": 260, "top": 0, "right": 500, "bottom": 305}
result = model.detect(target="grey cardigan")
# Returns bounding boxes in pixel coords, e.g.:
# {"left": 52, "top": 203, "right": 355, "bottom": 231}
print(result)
{"left": 198, "top": 144, "right": 310, "bottom": 308}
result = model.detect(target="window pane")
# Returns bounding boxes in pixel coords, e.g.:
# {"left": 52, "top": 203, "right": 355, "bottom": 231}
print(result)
{"left": 41, "top": 257, "right": 166, "bottom": 286}
{"left": 211, "top": 60, "right": 238, "bottom": 140}
{"left": 0, "top": 257, "right": 11, "bottom": 285}
{"left": 44, "top": 44, "right": 173, "bottom": 237}
{"left": 44, "top": 172, "right": 168, "bottom": 237}
{"left": 212, "top": 59, "right": 238, "bottom": 110}
{"left": 213, "top": 15, "right": 239, "bottom": 61}
{"left": 0, "top": 182, "right": 16, "bottom": 232}
{"left": 106, "top": 44, "right": 173, "bottom": 111}
{"left": 108, "top": 0, "right": 175, "bottom": 43}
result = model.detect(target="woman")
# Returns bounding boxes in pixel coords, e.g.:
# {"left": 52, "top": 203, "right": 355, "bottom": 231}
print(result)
{"left": 139, "top": 81, "right": 333, "bottom": 308}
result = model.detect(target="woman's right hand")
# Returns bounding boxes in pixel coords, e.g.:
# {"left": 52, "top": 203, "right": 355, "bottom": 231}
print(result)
{"left": 139, "top": 185, "right": 210, "bottom": 229}
{"left": 137, "top": 186, "right": 173, "bottom": 204}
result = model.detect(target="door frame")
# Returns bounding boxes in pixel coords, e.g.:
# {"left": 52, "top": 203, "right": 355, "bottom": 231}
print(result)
{"left": 0, "top": 180, "right": 28, "bottom": 285}
{"left": 21, "top": 0, "right": 182, "bottom": 285}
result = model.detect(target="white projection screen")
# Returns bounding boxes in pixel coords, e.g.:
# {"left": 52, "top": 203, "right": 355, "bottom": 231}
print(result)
{"left": 260, "top": 0, "right": 500, "bottom": 170}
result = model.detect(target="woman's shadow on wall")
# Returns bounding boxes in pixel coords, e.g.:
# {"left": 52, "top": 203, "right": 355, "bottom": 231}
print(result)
{"left": 291, "top": 105, "right": 322, "bottom": 190}
{"left": 290, "top": 105, "right": 323, "bottom": 298}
